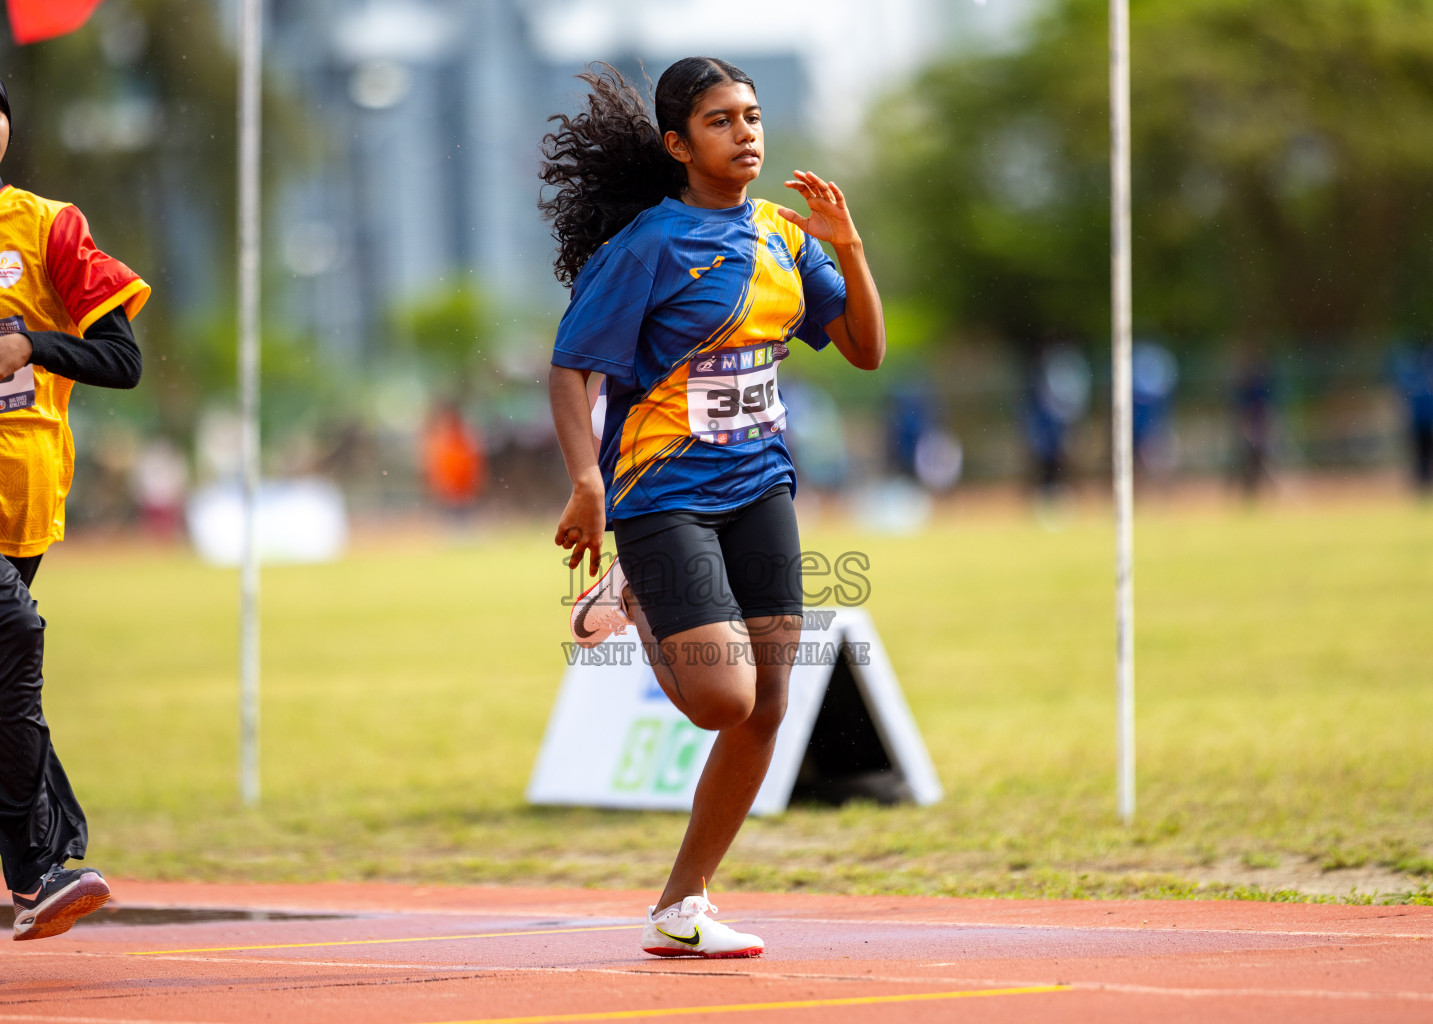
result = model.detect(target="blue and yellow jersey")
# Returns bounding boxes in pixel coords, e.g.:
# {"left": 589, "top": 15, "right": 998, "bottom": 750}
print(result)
{"left": 551, "top": 197, "right": 846, "bottom": 519}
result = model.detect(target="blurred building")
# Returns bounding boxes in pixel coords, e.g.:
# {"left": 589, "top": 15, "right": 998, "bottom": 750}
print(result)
{"left": 268, "top": 0, "right": 780, "bottom": 358}
{"left": 264, "top": 0, "right": 553, "bottom": 361}
{"left": 249, "top": 0, "right": 984, "bottom": 363}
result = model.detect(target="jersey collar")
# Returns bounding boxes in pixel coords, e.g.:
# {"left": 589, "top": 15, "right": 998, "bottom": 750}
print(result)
{"left": 661, "top": 196, "right": 751, "bottom": 221}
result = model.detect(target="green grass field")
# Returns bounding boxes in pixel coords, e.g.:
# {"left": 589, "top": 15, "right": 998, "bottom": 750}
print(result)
{"left": 34, "top": 495, "right": 1433, "bottom": 902}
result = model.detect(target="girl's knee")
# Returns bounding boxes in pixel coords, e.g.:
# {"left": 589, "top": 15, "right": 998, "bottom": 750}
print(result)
{"left": 697, "top": 679, "right": 786, "bottom": 737}
{"left": 743, "top": 686, "right": 787, "bottom": 738}
{"left": 688, "top": 692, "right": 753, "bottom": 732}
{"left": 680, "top": 663, "right": 757, "bottom": 731}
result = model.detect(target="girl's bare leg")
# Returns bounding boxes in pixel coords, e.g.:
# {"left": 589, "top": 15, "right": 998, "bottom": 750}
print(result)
{"left": 627, "top": 591, "right": 801, "bottom": 912}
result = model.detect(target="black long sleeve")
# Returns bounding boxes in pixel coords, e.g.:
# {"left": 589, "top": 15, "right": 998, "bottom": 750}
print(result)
{"left": 23, "top": 307, "right": 142, "bottom": 390}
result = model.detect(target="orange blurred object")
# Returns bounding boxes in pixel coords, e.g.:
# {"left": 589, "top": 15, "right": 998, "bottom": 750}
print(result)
{"left": 7, "top": 0, "right": 106, "bottom": 44}
{"left": 423, "top": 406, "right": 487, "bottom": 509}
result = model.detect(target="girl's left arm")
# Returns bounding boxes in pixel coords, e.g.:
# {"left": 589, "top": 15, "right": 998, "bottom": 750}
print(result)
{"left": 825, "top": 238, "right": 884, "bottom": 371}
{"left": 778, "top": 169, "right": 885, "bottom": 371}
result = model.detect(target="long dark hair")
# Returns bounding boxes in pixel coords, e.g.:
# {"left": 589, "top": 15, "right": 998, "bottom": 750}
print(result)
{"left": 539, "top": 57, "right": 756, "bottom": 286}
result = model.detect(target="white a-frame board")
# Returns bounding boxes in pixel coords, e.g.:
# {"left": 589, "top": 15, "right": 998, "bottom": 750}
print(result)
{"left": 526, "top": 608, "right": 942, "bottom": 815}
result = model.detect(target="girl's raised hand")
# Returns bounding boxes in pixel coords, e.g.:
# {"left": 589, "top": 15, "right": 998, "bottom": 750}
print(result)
{"left": 778, "top": 170, "right": 859, "bottom": 246}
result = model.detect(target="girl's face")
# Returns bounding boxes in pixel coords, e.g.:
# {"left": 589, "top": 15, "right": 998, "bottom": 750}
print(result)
{"left": 665, "top": 81, "right": 763, "bottom": 192}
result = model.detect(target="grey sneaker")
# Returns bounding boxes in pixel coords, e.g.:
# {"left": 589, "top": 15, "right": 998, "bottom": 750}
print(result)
{"left": 12, "top": 865, "right": 110, "bottom": 941}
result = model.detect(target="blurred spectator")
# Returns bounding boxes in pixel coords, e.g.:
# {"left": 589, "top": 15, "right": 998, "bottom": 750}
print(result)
{"left": 1231, "top": 350, "right": 1276, "bottom": 498}
{"left": 886, "top": 379, "right": 935, "bottom": 479}
{"left": 422, "top": 403, "right": 487, "bottom": 516}
{"left": 129, "top": 438, "right": 189, "bottom": 538}
{"left": 1132, "top": 340, "right": 1179, "bottom": 479}
{"left": 913, "top": 429, "right": 964, "bottom": 493}
{"left": 885, "top": 378, "right": 963, "bottom": 494}
{"left": 1390, "top": 342, "right": 1433, "bottom": 493}
{"left": 195, "top": 407, "right": 242, "bottom": 484}
{"left": 782, "top": 379, "right": 850, "bottom": 491}
{"left": 1023, "top": 344, "right": 1091, "bottom": 497}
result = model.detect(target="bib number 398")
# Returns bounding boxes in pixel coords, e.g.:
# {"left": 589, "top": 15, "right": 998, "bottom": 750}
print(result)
{"left": 706, "top": 379, "right": 775, "bottom": 418}
{"left": 687, "top": 341, "right": 786, "bottom": 446}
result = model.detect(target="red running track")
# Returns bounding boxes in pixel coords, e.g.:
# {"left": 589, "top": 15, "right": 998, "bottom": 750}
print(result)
{"left": 1, "top": 881, "right": 1429, "bottom": 1023}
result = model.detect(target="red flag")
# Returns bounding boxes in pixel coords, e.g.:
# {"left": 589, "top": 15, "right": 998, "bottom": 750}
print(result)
{"left": 7, "top": 0, "right": 105, "bottom": 45}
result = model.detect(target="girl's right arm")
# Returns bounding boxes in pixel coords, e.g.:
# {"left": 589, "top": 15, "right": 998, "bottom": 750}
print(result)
{"left": 549, "top": 364, "right": 606, "bottom": 576}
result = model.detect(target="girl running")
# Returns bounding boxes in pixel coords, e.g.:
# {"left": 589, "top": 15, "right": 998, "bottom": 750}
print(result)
{"left": 541, "top": 57, "right": 884, "bottom": 959}
{"left": 0, "top": 77, "right": 149, "bottom": 939}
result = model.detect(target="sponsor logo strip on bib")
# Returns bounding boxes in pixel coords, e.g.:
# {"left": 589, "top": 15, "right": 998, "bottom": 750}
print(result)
{"left": 688, "top": 341, "right": 788, "bottom": 446}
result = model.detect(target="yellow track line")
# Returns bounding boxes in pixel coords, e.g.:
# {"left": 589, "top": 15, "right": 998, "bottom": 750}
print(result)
{"left": 427, "top": 986, "right": 1070, "bottom": 1023}
{"left": 130, "top": 923, "right": 642, "bottom": 956}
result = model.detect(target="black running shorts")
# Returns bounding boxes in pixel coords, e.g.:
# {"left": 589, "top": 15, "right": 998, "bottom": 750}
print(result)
{"left": 612, "top": 484, "right": 803, "bottom": 642}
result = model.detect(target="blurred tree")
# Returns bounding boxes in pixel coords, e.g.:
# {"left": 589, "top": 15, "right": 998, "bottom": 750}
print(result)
{"left": 390, "top": 282, "right": 498, "bottom": 399}
{"left": 863, "top": 0, "right": 1433, "bottom": 349}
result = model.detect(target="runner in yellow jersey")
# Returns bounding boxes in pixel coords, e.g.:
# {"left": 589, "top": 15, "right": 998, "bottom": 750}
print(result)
{"left": 0, "top": 78, "right": 150, "bottom": 940}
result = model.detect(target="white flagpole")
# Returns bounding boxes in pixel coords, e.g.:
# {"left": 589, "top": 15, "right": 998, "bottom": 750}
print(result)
{"left": 237, "top": 0, "right": 263, "bottom": 807}
{"left": 1110, "top": 0, "right": 1136, "bottom": 824}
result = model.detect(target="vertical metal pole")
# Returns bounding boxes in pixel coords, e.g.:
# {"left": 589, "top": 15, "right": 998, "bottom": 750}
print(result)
{"left": 237, "top": 0, "right": 263, "bottom": 808}
{"left": 1110, "top": 0, "right": 1136, "bottom": 824}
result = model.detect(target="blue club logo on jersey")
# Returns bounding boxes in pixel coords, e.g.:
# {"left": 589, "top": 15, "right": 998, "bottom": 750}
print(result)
{"left": 766, "top": 233, "right": 795, "bottom": 270}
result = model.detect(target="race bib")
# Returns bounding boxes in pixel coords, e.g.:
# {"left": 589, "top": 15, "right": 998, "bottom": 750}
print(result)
{"left": 688, "top": 340, "right": 788, "bottom": 446}
{"left": 0, "top": 315, "right": 33, "bottom": 414}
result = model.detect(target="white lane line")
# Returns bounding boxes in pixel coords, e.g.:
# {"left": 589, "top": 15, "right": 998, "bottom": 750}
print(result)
{"left": 1074, "top": 981, "right": 1433, "bottom": 1002}
{"left": 766, "top": 915, "right": 1433, "bottom": 940}
{"left": 5, "top": 951, "right": 1012, "bottom": 986}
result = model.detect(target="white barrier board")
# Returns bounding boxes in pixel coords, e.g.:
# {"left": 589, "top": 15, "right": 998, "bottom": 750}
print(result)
{"left": 186, "top": 478, "right": 348, "bottom": 566}
{"left": 526, "top": 608, "right": 942, "bottom": 815}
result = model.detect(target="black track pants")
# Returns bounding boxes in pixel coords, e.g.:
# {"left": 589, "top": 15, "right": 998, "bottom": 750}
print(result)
{"left": 0, "top": 554, "right": 87, "bottom": 894}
